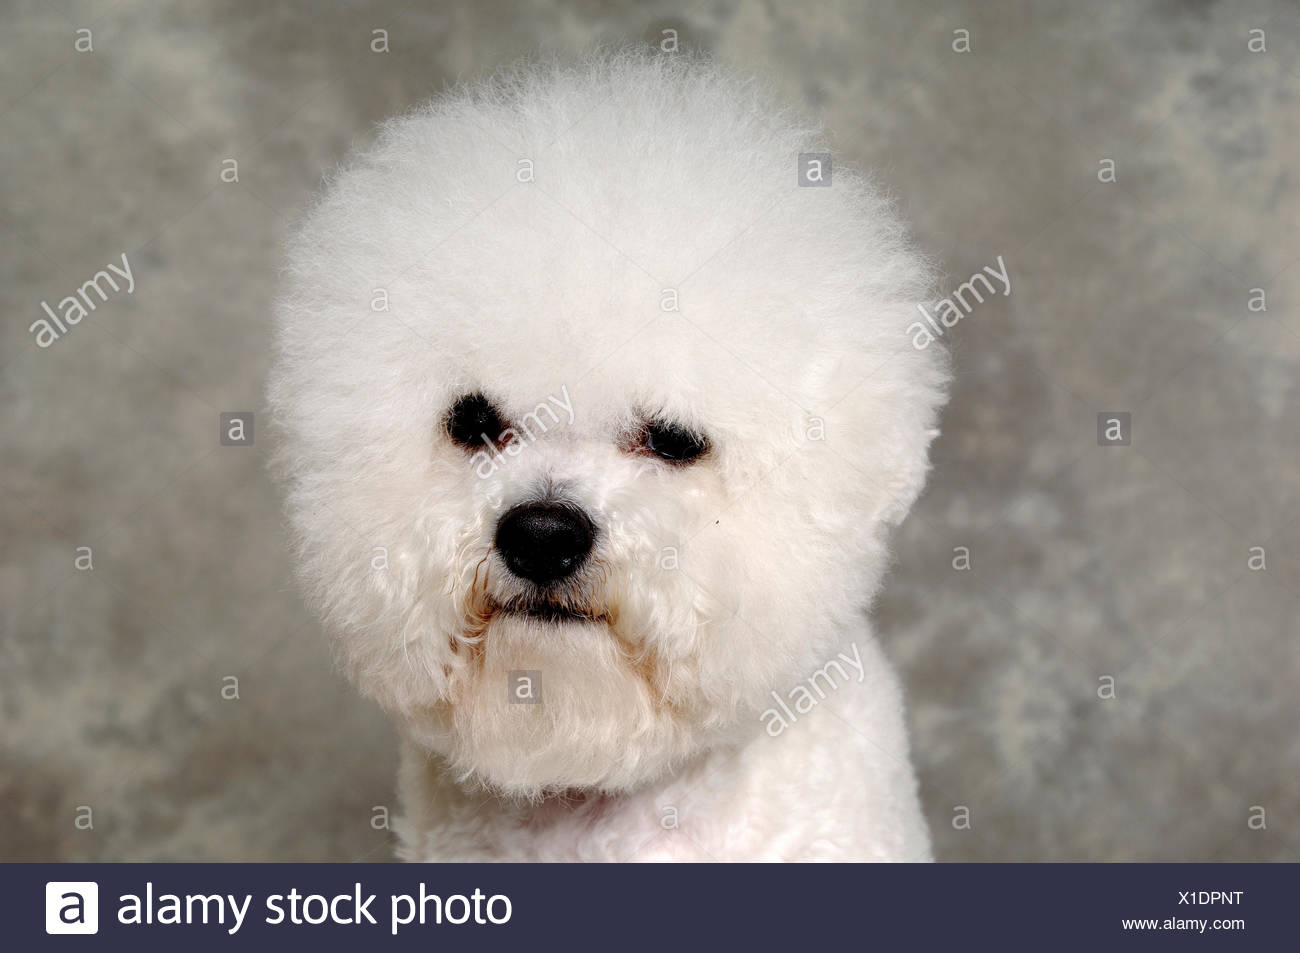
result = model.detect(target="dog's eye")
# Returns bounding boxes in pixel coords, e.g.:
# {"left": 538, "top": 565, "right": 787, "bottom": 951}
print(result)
{"left": 642, "top": 421, "right": 709, "bottom": 464}
{"left": 445, "top": 393, "right": 506, "bottom": 448}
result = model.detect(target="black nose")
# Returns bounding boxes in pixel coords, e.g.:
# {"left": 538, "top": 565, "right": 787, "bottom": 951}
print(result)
{"left": 495, "top": 501, "right": 595, "bottom": 585}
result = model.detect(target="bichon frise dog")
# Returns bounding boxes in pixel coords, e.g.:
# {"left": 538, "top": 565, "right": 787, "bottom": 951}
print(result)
{"left": 269, "top": 50, "right": 948, "bottom": 862}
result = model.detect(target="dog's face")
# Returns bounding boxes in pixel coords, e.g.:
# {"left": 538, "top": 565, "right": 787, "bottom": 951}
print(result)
{"left": 270, "top": 53, "right": 947, "bottom": 796}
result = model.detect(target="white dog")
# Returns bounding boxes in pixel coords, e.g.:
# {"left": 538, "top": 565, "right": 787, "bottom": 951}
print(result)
{"left": 269, "top": 50, "right": 948, "bottom": 862}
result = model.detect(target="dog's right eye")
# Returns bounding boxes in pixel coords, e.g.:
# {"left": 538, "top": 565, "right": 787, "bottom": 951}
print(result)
{"left": 641, "top": 420, "right": 709, "bottom": 464}
{"left": 445, "top": 393, "right": 506, "bottom": 448}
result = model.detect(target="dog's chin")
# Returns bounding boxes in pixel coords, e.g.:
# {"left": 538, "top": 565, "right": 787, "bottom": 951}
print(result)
{"left": 403, "top": 597, "right": 697, "bottom": 797}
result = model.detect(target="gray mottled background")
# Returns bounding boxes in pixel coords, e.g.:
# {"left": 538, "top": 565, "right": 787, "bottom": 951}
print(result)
{"left": 2, "top": 0, "right": 1297, "bottom": 862}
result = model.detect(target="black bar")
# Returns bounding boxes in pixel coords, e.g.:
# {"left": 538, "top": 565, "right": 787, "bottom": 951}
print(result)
{"left": 11, "top": 863, "right": 1294, "bottom": 950}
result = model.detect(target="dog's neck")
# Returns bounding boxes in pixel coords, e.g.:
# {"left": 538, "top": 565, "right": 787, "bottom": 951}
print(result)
{"left": 394, "top": 735, "right": 745, "bottom": 861}
{"left": 392, "top": 632, "right": 933, "bottom": 861}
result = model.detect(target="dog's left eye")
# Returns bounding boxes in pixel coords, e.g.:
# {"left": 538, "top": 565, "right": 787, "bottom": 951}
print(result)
{"left": 642, "top": 421, "right": 709, "bottom": 464}
{"left": 445, "top": 392, "right": 506, "bottom": 448}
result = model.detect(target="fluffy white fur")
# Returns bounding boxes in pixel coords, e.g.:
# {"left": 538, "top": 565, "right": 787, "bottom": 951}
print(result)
{"left": 269, "top": 50, "right": 948, "bottom": 862}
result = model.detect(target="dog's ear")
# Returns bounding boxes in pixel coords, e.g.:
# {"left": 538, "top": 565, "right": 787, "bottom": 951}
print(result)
{"left": 805, "top": 298, "right": 949, "bottom": 528}
{"left": 886, "top": 320, "right": 949, "bottom": 527}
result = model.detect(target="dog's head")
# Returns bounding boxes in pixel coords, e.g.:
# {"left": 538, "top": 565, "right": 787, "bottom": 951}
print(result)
{"left": 269, "top": 51, "right": 947, "bottom": 797}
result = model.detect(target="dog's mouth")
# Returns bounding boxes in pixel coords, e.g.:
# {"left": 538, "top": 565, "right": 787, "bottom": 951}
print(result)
{"left": 498, "top": 595, "right": 608, "bottom": 625}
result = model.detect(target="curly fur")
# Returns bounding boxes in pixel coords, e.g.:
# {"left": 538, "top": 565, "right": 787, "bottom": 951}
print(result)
{"left": 268, "top": 49, "right": 948, "bottom": 861}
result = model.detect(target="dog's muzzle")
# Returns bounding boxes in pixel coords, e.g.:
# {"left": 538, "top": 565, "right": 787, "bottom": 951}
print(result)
{"left": 494, "top": 500, "right": 595, "bottom": 585}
